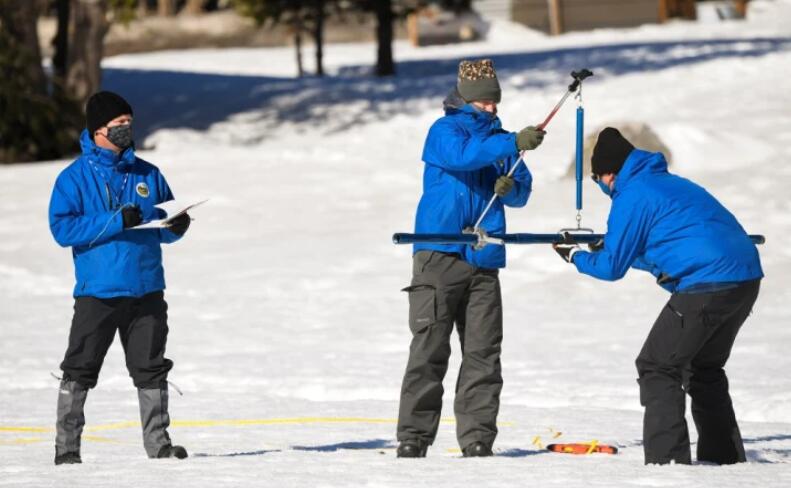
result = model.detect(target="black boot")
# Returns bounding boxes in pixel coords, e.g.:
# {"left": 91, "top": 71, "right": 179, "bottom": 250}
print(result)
{"left": 462, "top": 441, "right": 493, "bottom": 457}
{"left": 156, "top": 444, "right": 188, "bottom": 459}
{"left": 54, "top": 451, "right": 82, "bottom": 465}
{"left": 396, "top": 439, "right": 427, "bottom": 458}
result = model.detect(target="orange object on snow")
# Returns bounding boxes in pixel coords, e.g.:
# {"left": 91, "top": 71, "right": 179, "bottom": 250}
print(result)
{"left": 547, "top": 442, "right": 618, "bottom": 455}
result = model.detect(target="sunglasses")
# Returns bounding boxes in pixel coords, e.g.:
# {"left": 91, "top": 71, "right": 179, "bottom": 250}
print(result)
{"left": 591, "top": 174, "right": 601, "bottom": 183}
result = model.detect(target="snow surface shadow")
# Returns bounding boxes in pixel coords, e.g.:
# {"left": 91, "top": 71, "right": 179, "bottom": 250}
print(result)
{"left": 292, "top": 438, "right": 395, "bottom": 452}
{"left": 743, "top": 434, "right": 791, "bottom": 464}
{"left": 746, "top": 449, "right": 791, "bottom": 464}
{"left": 193, "top": 449, "right": 281, "bottom": 458}
{"left": 496, "top": 448, "right": 546, "bottom": 458}
{"left": 743, "top": 434, "right": 791, "bottom": 444}
{"left": 102, "top": 37, "right": 791, "bottom": 142}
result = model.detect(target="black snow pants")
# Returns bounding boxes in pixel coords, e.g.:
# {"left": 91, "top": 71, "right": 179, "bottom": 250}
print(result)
{"left": 635, "top": 279, "right": 760, "bottom": 465}
{"left": 397, "top": 251, "right": 503, "bottom": 450}
{"left": 60, "top": 291, "right": 173, "bottom": 389}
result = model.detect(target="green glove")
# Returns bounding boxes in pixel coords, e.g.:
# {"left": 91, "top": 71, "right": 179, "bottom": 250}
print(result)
{"left": 494, "top": 176, "right": 514, "bottom": 197}
{"left": 516, "top": 126, "right": 545, "bottom": 151}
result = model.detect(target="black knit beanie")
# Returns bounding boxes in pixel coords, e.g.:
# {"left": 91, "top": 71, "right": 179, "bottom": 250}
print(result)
{"left": 86, "top": 91, "right": 133, "bottom": 138}
{"left": 591, "top": 127, "right": 635, "bottom": 175}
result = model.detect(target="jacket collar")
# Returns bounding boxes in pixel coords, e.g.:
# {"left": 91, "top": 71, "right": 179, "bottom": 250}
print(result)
{"left": 442, "top": 88, "right": 502, "bottom": 132}
{"left": 79, "top": 129, "right": 136, "bottom": 169}
{"left": 613, "top": 149, "right": 669, "bottom": 196}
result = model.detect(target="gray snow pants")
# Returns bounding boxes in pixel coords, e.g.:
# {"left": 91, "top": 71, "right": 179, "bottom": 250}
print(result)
{"left": 397, "top": 251, "right": 503, "bottom": 450}
{"left": 636, "top": 279, "right": 760, "bottom": 465}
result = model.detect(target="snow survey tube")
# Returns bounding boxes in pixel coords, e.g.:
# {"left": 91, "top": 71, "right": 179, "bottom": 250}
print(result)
{"left": 392, "top": 233, "right": 766, "bottom": 246}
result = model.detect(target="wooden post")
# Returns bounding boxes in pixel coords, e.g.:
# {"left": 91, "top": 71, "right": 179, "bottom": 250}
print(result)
{"left": 183, "top": 0, "right": 205, "bottom": 16}
{"left": 158, "top": 0, "right": 177, "bottom": 16}
{"left": 680, "top": 0, "right": 697, "bottom": 20}
{"left": 547, "top": 0, "right": 563, "bottom": 36}
{"left": 735, "top": 0, "right": 749, "bottom": 18}
{"left": 660, "top": 0, "right": 697, "bottom": 21}
{"left": 406, "top": 12, "right": 418, "bottom": 47}
{"left": 659, "top": 0, "right": 668, "bottom": 22}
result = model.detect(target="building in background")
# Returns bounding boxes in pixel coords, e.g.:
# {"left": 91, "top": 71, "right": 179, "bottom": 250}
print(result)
{"left": 472, "top": 0, "right": 748, "bottom": 35}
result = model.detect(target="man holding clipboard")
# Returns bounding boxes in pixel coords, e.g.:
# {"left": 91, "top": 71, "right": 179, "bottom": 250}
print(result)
{"left": 48, "top": 91, "right": 191, "bottom": 464}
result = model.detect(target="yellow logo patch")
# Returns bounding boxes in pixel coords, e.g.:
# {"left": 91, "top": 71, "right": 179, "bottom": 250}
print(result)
{"left": 136, "top": 182, "right": 150, "bottom": 198}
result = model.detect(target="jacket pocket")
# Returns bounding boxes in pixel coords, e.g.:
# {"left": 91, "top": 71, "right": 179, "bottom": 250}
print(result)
{"left": 402, "top": 284, "right": 436, "bottom": 334}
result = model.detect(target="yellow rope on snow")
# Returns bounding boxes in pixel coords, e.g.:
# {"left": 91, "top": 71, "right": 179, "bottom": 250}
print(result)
{"left": 1, "top": 416, "right": 517, "bottom": 435}
{"left": 0, "top": 437, "right": 46, "bottom": 445}
{"left": 0, "top": 426, "right": 49, "bottom": 433}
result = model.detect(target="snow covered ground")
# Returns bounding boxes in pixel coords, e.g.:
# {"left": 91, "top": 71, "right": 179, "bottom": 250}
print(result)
{"left": 2, "top": 1, "right": 791, "bottom": 486}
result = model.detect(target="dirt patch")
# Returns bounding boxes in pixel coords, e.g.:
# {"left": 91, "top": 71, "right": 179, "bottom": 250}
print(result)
{"left": 565, "top": 121, "right": 673, "bottom": 178}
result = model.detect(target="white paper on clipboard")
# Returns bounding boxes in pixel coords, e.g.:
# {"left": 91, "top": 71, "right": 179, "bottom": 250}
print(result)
{"left": 132, "top": 199, "right": 209, "bottom": 230}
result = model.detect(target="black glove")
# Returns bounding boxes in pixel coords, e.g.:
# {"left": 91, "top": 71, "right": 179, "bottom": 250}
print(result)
{"left": 122, "top": 205, "right": 143, "bottom": 229}
{"left": 494, "top": 175, "right": 514, "bottom": 197}
{"left": 516, "top": 125, "right": 546, "bottom": 151}
{"left": 166, "top": 213, "right": 191, "bottom": 236}
{"left": 552, "top": 232, "right": 581, "bottom": 263}
{"left": 588, "top": 238, "right": 604, "bottom": 252}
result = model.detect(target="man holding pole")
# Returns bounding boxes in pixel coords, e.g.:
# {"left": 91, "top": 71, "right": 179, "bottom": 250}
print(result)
{"left": 553, "top": 127, "right": 763, "bottom": 465}
{"left": 396, "top": 59, "right": 545, "bottom": 458}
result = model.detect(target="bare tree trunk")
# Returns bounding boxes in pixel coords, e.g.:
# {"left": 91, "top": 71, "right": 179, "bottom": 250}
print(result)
{"left": 548, "top": 0, "right": 564, "bottom": 36}
{"left": 1, "top": 0, "right": 47, "bottom": 94}
{"left": 52, "top": 0, "right": 70, "bottom": 99}
{"left": 294, "top": 26, "right": 304, "bottom": 78}
{"left": 138, "top": 0, "right": 151, "bottom": 17}
{"left": 375, "top": 0, "right": 395, "bottom": 76}
{"left": 183, "top": 0, "right": 205, "bottom": 16}
{"left": 313, "top": 0, "right": 324, "bottom": 77}
{"left": 66, "top": 0, "right": 110, "bottom": 107}
{"left": 158, "top": 0, "right": 177, "bottom": 16}
{"left": 0, "top": 0, "right": 79, "bottom": 162}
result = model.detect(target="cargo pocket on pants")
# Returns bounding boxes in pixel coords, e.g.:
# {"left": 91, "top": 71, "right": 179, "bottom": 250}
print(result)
{"left": 402, "top": 284, "right": 436, "bottom": 334}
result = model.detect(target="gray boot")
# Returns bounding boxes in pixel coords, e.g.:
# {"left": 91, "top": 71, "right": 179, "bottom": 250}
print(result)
{"left": 55, "top": 379, "right": 88, "bottom": 464}
{"left": 137, "top": 385, "right": 187, "bottom": 459}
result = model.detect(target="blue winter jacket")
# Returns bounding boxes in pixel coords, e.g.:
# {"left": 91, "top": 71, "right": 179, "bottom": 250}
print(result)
{"left": 49, "top": 130, "right": 182, "bottom": 298}
{"left": 414, "top": 90, "right": 532, "bottom": 269}
{"left": 573, "top": 149, "right": 763, "bottom": 292}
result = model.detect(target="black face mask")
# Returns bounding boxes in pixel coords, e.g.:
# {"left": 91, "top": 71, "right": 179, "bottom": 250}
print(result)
{"left": 106, "top": 124, "right": 133, "bottom": 150}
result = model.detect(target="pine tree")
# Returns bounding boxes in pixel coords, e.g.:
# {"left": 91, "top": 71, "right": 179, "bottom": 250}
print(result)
{"left": 0, "top": 1, "right": 78, "bottom": 162}
{"left": 0, "top": 0, "right": 136, "bottom": 162}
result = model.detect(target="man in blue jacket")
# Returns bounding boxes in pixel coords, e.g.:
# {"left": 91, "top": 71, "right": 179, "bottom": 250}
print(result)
{"left": 397, "top": 59, "right": 545, "bottom": 458}
{"left": 554, "top": 127, "right": 763, "bottom": 465}
{"left": 49, "top": 91, "right": 191, "bottom": 465}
